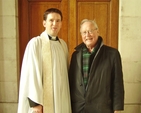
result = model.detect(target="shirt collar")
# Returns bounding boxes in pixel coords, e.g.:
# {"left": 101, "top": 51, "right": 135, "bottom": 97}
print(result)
{"left": 48, "top": 35, "right": 59, "bottom": 41}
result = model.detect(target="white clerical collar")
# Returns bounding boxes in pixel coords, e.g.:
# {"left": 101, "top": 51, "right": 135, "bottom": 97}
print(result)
{"left": 48, "top": 35, "right": 59, "bottom": 41}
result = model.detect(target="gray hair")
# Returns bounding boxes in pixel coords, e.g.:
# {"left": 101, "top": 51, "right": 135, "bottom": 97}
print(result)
{"left": 80, "top": 19, "right": 98, "bottom": 32}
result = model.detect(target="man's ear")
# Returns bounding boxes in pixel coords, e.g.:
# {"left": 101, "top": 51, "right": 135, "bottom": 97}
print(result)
{"left": 43, "top": 20, "right": 46, "bottom": 27}
{"left": 97, "top": 29, "right": 100, "bottom": 34}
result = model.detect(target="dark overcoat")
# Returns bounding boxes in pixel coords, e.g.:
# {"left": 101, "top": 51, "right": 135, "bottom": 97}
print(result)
{"left": 69, "top": 42, "right": 124, "bottom": 113}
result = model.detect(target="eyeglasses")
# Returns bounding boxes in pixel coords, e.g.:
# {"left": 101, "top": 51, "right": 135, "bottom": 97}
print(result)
{"left": 81, "top": 29, "right": 97, "bottom": 36}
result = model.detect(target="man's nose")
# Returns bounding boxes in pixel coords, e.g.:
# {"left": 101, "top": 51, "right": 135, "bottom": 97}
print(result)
{"left": 53, "top": 21, "right": 57, "bottom": 25}
{"left": 85, "top": 31, "right": 90, "bottom": 36}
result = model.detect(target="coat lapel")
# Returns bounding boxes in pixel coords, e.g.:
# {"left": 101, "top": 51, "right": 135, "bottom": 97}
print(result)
{"left": 76, "top": 50, "right": 82, "bottom": 72}
{"left": 76, "top": 50, "right": 86, "bottom": 94}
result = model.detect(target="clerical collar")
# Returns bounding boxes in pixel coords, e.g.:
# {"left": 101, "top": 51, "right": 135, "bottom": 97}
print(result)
{"left": 48, "top": 35, "right": 59, "bottom": 41}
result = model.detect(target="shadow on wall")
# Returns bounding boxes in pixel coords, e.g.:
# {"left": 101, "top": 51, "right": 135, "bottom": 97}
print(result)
{"left": 0, "top": 1, "right": 5, "bottom": 113}
{"left": 0, "top": 0, "right": 4, "bottom": 77}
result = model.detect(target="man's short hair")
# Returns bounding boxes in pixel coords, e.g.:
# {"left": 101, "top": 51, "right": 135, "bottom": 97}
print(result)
{"left": 43, "top": 8, "right": 63, "bottom": 21}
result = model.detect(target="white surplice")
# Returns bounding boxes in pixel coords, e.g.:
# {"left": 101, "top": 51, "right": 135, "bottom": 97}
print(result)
{"left": 17, "top": 31, "right": 71, "bottom": 113}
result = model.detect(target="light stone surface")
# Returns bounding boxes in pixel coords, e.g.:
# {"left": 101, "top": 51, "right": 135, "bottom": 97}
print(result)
{"left": 118, "top": 0, "right": 141, "bottom": 112}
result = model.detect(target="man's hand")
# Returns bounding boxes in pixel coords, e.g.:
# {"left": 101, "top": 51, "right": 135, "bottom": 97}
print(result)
{"left": 32, "top": 105, "right": 43, "bottom": 113}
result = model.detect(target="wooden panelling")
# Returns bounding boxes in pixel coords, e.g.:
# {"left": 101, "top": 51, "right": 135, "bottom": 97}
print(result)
{"left": 77, "top": 2, "right": 110, "bottom": 45}
{"left": 28, "top": 0, "right": 61, "bottom": 2}
{"left": 18, "top": 0, "right": 29, "bottom": 66}
{"left": 68, "top": 0, "right": 77, "bottom": 57}
{"left": 29, "top": 2, "right": 61, "bottom": 39}
{"left": 110, "top": 0, "right": 119, "bottom": 48}
{"left": 77, "top": 0, "right": 111, "bottom": 2}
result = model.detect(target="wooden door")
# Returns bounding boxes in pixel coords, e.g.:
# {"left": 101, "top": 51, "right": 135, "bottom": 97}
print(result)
{"left": 18, "top": 0, "right": 119, "bottom": 65}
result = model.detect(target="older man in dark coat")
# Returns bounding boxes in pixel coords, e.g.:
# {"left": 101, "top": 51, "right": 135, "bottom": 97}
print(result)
{"left": 69, "top": 19, "right": 124, "bottom": 113}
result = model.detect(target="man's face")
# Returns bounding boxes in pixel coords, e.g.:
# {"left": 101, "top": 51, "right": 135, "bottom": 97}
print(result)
{"left": 80, "top": 22, "right": 99, "bottom": 48}
{"left": 43, "top": 13, "right": 62, "bottom": 37}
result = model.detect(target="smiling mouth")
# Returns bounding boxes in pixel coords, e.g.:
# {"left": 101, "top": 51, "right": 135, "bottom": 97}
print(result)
{"left": 86, "top": 38, "right": 92, "bottom": 41}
